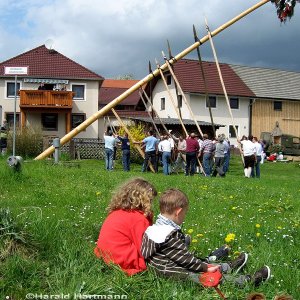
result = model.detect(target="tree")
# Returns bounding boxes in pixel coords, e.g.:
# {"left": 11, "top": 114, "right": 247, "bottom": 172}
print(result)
{"left": 271, "top": 0, "right": 300, "bottom": 22}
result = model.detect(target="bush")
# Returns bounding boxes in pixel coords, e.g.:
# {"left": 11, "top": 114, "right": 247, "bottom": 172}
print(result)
{"left": 7, "top": 126, "right": 43, "bottom": 158}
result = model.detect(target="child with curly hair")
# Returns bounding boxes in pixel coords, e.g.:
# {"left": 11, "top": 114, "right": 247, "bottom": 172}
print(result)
{"left": 94, "top": 178, "right": 157, "bottom": 275}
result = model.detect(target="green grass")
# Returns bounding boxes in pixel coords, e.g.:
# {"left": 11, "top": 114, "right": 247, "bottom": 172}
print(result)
{"left": 0, "top": 156, "right": 299, "bottom": 300}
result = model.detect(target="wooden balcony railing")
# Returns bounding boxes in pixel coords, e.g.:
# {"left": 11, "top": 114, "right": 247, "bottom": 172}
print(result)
{"left": 19, "top": 90, "right": 73, "bottom": 109}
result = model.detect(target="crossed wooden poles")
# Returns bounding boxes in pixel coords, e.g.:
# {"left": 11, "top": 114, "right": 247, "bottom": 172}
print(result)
{"left": 35, "top": 0, "right": 270, "bottom": 161}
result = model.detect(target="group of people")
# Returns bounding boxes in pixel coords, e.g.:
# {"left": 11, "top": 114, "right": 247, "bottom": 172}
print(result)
{"left": 238, "top": 135, "right": 265, "bottom": 178}
{"left": 104, "top": 129, "right": 233, "bottom": 177}
{"left": 94, "top": 178, "right": 274, "bottom": 297}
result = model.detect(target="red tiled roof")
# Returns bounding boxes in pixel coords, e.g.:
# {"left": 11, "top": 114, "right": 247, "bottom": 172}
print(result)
{"left": 100, "top": 79, "right": 141, "bottom": 105}
{"left": 102, "top": 79, "right": 139, "bottom": 88}
{"left": 173, "top": 59, "right": 255, "bottom": 97}
{"left": 0, "top": 45, "right": 103, "bottom": 80}
{"left": 105, "top": 110, "right": 149, "bottom": 118}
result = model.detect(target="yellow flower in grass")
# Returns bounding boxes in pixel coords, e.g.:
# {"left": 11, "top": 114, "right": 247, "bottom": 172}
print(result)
{"left": 232, "top": 206, "right": 237, "bottom": 210}
{"left": 96, "top": 191, "right": 101, "bottom": 196}
{"left": 192, "top": 239, "right": 198, "bottom": 243}
{"left": 277, "top": 226, "right": 282, "bottom": 230}
{"left": 196, "top": 233, "right": 204, "bottom": 238}
{"left": 256, "top": 232, "right": 261, "bottom": 237}
{"left": 229, "top": 195, "right": 234, "bottom": 199}
{"left": 255, "top": 224, "right": 261, "bottom": 228}
{"left": 225, "top": 233, "right": 236, "bottom": 243}
{"left": 187, "top": 229, "right": 194, "bottom": 234}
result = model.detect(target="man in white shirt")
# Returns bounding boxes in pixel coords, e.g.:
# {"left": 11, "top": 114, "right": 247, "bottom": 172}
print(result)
{"left": 158, "top": 135, "right": 172, "bottom": 175}
{"left": 104, "top": 130, "right": 117, "bottom": 171}
{"left": 238, "top": 135, "right": 256, "bottom": 178}
{"left": 251, "top": 137, "right": 263, "bottom": 178}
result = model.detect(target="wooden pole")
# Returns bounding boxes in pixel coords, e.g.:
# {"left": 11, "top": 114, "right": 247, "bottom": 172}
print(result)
{"left": 193, "top": 24, "right": 216, "bottom": 138}
{"left": 205, "top": 18, "right": 245, "bottom": 165}
{"left": 35, "top": 0, "right": 269, "bottom": 160}
{"left": 139, "top": 92, "right": 161, "bottom": 136}
{"left": 111, "top": 108, "right": 155, "bottom": 173}
{"left": 107, "top": 116, "right": 117, "bottom": 135}
{"left": 155, "top": 59, "right": 188, "bottom": 137}
{"left": 140, "top": 89, "right": 170, "bottom": 136}
{"left": 161, "top": 54, "right": 205, "bottom": 175}
{"left": 162, "top": 51, "right": 204, "bottom": 139}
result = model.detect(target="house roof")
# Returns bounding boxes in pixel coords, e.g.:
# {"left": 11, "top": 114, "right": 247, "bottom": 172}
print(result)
{"left": 230, "top": 64, "right": 300, "bottom": 101}
{"left": 0, "top": 45, "right": 103, "bottom": 80}
{"left": 99, "top": 79, "right": 141, "bottom": 105}
{"left": 172, "top": 59, "right": 255, "bottom": 97}
{"left": 105, "top": 110, "right": 149, "bottom": 118}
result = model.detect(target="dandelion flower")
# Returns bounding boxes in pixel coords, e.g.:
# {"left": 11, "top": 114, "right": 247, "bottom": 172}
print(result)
{"left": 256, "top": 232, "right": 261, "bottom": 237}
{"left": 187, "top": 229, "right": 194, "bottom": 234}
{"left": 192, "top": 239, "right": 198, "bottom": 243}
{"left": 196, "top": 233, "right": 204, "bottom": 237}
{"left": 277, "top": 226, "right": 282, "bottom": 230}
{"left": 255, "top": 224, "right": 261, "bottom": 228}
{"left": 225, "top": 233, "right": 236, "bottom": 243}
{"left": 229, "top": 195, "right": 234, "bottom": 199}
{"left": 232, "top": 207, "right": 237, "bottom": 210}
{"left": 96, "top": 191, "right": 101, "bottom": 196}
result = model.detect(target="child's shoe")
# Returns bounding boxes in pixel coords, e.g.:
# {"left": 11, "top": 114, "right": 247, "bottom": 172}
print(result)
{"left": 253, "top": 265, "right": 271, "bottom": 287}
{"left": 208, "top": 244, "right": 231, "bottom": 261}
{"left": 229, "top": 252, "right": 248, "bottom": 273}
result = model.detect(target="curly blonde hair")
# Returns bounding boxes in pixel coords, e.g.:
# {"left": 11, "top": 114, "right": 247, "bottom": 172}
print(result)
{"left": 107, "top": 178, "right": 157, "bottom": 217}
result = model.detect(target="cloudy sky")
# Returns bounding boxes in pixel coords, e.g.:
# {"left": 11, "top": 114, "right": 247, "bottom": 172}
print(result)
{"left": 0, "top": 0, "right": 299, "bottom": 79}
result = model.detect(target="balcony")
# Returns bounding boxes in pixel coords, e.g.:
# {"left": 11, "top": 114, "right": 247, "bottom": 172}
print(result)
{"left": 19, "top": 90, "right": 73, "bottom": 109}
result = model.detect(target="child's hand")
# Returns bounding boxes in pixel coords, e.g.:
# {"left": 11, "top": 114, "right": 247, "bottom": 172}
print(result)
{"left": 207, "top": 265, "right": 221, "bottom": 273}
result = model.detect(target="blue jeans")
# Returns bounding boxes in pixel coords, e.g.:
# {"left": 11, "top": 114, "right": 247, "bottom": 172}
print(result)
{"left": 203, "top": 152, "right": 212, "bottom": 176}
{"left": 105, "top": 148, "right": 113, "bottom": 170}
{"left": 162, "top": 152, "right": 171, "bottom": 175}
{"left": 122, "top": 149, "right": 130, "bottom": 171}
{"left": 251, "top": 155, "right": 261, "bottom": 178}
{"left": 223, "top": 152, "right": 230, "bottom": 173}
{"left": 185, "top": 152, "right": 196, "bottom": 176}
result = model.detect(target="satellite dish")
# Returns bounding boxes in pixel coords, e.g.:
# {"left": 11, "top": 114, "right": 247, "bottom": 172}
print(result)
{"left": 45, "top": 39, "right": 54, "bottom": 50}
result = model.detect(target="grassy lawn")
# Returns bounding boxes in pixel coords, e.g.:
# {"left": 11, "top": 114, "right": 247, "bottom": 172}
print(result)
{"left": 0, "top": 155, "right": 299, "bottom": 299}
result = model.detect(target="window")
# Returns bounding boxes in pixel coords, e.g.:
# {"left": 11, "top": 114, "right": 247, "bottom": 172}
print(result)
{"left": 161, "top": 98, "right": 165, "bottom": 110}
{"left": 177, "top": 95, "right": 183, "bottom": 108}
{"left": 166, "top": 75, "right": 172, "bottom": 85}
{"left": 71, "top": 113, "right": 86, "bottom": 129}
{"left": 229, "top": 125, "right": 238, "bottom": 138}
{"left": 72, "top": 84, "right": 85, "bottom": 100}
{"left": 6, "top": 82, "right": 21, "bottom": 98}
{"left": 206, "top": 96, "right": 216, "bottom": 108}
{"left": 6, "top": 113, "right": 20, "bottom": 128}
{"left": 230, "top": 97, "right": 239, "bottom": 109}
{"left": 42, "top": 113, "right": 58, "bottom": 131}
{"left": 274, "top": 101, "right": 282, "bottom": 111}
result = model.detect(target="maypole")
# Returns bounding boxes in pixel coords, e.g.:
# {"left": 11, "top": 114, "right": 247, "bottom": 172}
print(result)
{"left": 35, "top": 0, "right": 270, "bottom": 160}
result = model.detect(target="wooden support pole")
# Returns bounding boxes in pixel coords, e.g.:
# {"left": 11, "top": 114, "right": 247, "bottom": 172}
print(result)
{"left": 193, "top": 24, "right": 216, "bottom": 138}
{"left": 35, "top": 0, "right": 269, "bottom": 160}
{"left": 111, "top": 108, "right": 155, "bottom": 173}
{"left": 205, "top": 18, "right": 245, "bottom": 165}
{"left": 155, "top": 59, "right": 188, "bottom": 137}
{"left": 162, "top": 51, "right": 204, "bottom": 139}
{"left": 162, "top": 52, "right": 206, "bottom": 176}
{"left": 140, "top": 89, "right": 170, "bottom": 136}
{"left": 139, "top": 92, "right": 161, "bottom": 136}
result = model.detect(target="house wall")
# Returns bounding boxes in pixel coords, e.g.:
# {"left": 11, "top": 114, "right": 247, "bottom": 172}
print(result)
{"left": 252, "top": 99, "right": 300, "bottom": 138}
{"left": 0, "top": 78, "right": 100, "bottom": 139}
{"left": 151, "top": 78, "right": 251, "bottom": 145}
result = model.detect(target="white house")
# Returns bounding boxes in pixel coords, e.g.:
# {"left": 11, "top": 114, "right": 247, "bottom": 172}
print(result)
{"left": 0, "top": 45, "right": 104, "bottom": 139}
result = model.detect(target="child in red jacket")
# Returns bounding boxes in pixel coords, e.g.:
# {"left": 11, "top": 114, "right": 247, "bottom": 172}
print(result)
{"left": 94, "top": 178, "right": 157, "bottom": 275}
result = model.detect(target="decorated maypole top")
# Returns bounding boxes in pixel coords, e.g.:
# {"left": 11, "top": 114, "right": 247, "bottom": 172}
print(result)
{"left": 271, "top": 0, "right": 300, "bottom": 21}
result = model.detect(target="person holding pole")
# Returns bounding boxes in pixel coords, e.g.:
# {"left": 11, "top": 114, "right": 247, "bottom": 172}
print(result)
{"left": 103, "top": 130, "right": 117, "bottom": 171}
{"left": 185, "top": 133, "right": 199, "bottom": 176}
{"left": 199, "top": 134, "right": 215, "bottom": 176}
{"left": 172, "top": 135, "right": 186, "bottom": 173}
{"left": 117, "top": 133, "right": 131, "bottom": 172}
{"left": 158, "top": 135, "right": 172, "bottom": 175}
{"left": 135, "top": 130, "right": 159, "bottom": 173}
